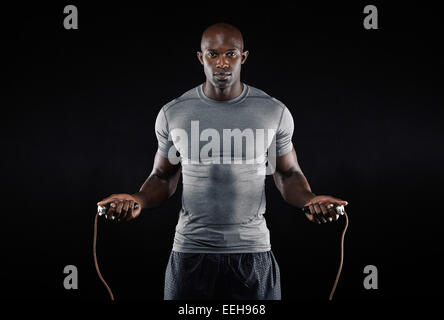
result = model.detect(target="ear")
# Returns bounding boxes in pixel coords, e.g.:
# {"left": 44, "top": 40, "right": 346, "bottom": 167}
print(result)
{"left": 197, "top": 51, "right": 204, "bottom": 65}
{"left": 241, "top": 50, "right": 249, "bottom": 64}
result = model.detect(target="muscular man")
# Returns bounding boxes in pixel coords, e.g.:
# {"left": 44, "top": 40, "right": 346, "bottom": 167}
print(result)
{"left": 97, "top": 23, "right": 348, "bottom": 300}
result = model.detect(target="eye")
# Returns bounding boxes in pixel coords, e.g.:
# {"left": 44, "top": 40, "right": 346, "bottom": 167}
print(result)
{"left": 207, "top": 52, "right": 217, "bottom": 58}
{"left": 227, "top": 52, "right": 237, "bottom": 57}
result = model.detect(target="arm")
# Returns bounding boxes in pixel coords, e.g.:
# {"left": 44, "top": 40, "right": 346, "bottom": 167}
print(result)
{"left": 273, "top": 146, "right": 347, "bottom": 223}
{"left": 272, "top": 146, "right": 316, "bottom": 208}
{"left": 132, "top": 151, "right": 182, "bottom": 210}
{"left": 97, "top": 105, "right": 182, "bottom": 221}
{"left": 97, "top": 152, "right": 181, "bottom": 221}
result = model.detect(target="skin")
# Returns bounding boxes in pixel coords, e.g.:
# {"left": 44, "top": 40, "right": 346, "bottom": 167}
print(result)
{"left": 196, "top": 23, "right": 248, "bottom": 101}
{"left": 97, "top": 23, "right": 348, "bottom": 224}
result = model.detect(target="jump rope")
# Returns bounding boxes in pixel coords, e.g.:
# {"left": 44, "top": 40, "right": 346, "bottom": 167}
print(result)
{"left": 93, "top": 203, "right": 348, "bottom": 301}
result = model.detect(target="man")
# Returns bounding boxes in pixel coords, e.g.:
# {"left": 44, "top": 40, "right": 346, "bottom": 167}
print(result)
{"left": 97, "top": 23, "right": 348, "bottom": 300}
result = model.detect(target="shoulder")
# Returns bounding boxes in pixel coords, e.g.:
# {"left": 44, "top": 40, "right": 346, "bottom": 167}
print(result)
{"left": 246, "top": 84, "right": 287, "bottom": 111}
{"left": 161, "top": 84, "right": 201, "bottom": 113}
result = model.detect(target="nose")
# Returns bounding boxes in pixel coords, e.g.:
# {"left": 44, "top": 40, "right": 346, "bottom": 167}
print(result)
{"left": 216, "top": 55, "right": 229, "bottom": 69}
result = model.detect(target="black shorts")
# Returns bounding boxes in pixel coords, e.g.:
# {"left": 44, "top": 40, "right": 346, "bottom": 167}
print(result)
{"left": 164, "top": 250, "right": 281, "bottom": 300}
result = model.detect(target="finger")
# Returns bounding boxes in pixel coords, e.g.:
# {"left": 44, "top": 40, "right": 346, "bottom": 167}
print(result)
{"left": 106, "top": 202, "right": 117, "bottom": 220}
{"left": 330, "top": 198, "right": 348, "bottom": 206}
{"left": 119, "top": 200, "right": 130, "bottom": 221}
{"left": 313, "top": 203, "right": 322, "bottom": 215}
{"left": 308, "top": 213, "right": 320, "bottom": 224}
{"left": 319, "top": 203, "right": 332, "bottom": 221}
{"left": 115, "top": 200, "right": 127, "bottom": 221}
{"left": 309, "top": 204, "right": 322, "bottom": 223}
{"left": 305, "top": 213, "right": 315, "bottom": 223}
{"left": 97, "top": 195, "right": 116, "bottom": 207}
{"left": 327, "top": 204, "right": 338, "bottom": 221}
{"left": 309, "top": 204, "right": 316, "bottom": 215}
{"left": 314, "top": 212, "right": 325, "bottom": 223}
{"left": 313, "top": 203, "right": 326, "bottom": 223}
{"left": 114, "top": 201, "right": 124, "bottom": 220}
{"left": 326, "top": 203, "right": 337, "bottom": 220}
{"left": 125, "top": 200, "right": 135, "bottom": 221}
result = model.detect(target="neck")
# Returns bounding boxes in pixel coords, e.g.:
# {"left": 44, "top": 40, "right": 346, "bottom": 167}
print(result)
{"left": 203, "top": 80, "right": 244, "bottom": 101}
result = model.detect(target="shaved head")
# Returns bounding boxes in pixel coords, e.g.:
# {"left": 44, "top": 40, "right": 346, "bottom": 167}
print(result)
{"left": 201, "top": 23, "right": 245, "bottom": 52}
{"left": 197, "top": 22, "right": 248, "bottom": 99}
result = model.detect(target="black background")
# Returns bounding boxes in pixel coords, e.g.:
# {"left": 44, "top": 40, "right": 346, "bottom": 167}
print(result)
{"left": 2, "top": 1, "right": 443, "bottom": 307}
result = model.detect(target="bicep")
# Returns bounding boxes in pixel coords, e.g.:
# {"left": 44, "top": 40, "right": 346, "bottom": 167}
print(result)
{"left": 274, "top": 146, "right": 303, "bottom": 176}
{"left": 151, "top": 151, "right": 182, "bottom": 180}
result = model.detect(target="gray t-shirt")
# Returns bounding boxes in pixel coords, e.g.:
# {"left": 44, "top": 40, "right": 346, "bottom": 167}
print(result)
{"left": 155, "top": 83, "right": 294, "bottom": 253}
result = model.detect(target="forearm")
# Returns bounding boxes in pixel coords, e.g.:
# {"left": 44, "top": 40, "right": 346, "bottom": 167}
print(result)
{"left": 132, "top": 171, "right": 180, "bottom": 210}
{"left": 273, "top": 170, "right": 316, "bottom": 208}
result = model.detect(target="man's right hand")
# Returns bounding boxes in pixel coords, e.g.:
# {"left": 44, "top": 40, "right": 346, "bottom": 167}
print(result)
{"left": 97, "top": 193, "right": 142, "bottom": 222}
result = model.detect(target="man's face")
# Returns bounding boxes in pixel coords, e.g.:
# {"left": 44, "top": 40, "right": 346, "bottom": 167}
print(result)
{"left": 198, "top": 36, "right": 248, "bottom": 89}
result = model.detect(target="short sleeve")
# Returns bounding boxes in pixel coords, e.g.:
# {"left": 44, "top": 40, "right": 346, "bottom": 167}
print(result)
{"left": 154, "top": 107, "right": 177, "bottom": 158}
{"left": 275, "top": 106, "right": 294, "bottom": 156}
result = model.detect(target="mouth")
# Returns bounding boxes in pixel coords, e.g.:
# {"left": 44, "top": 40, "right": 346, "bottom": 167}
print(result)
{"left": 213, "top": 72, "right": 232, "bottom": 81}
